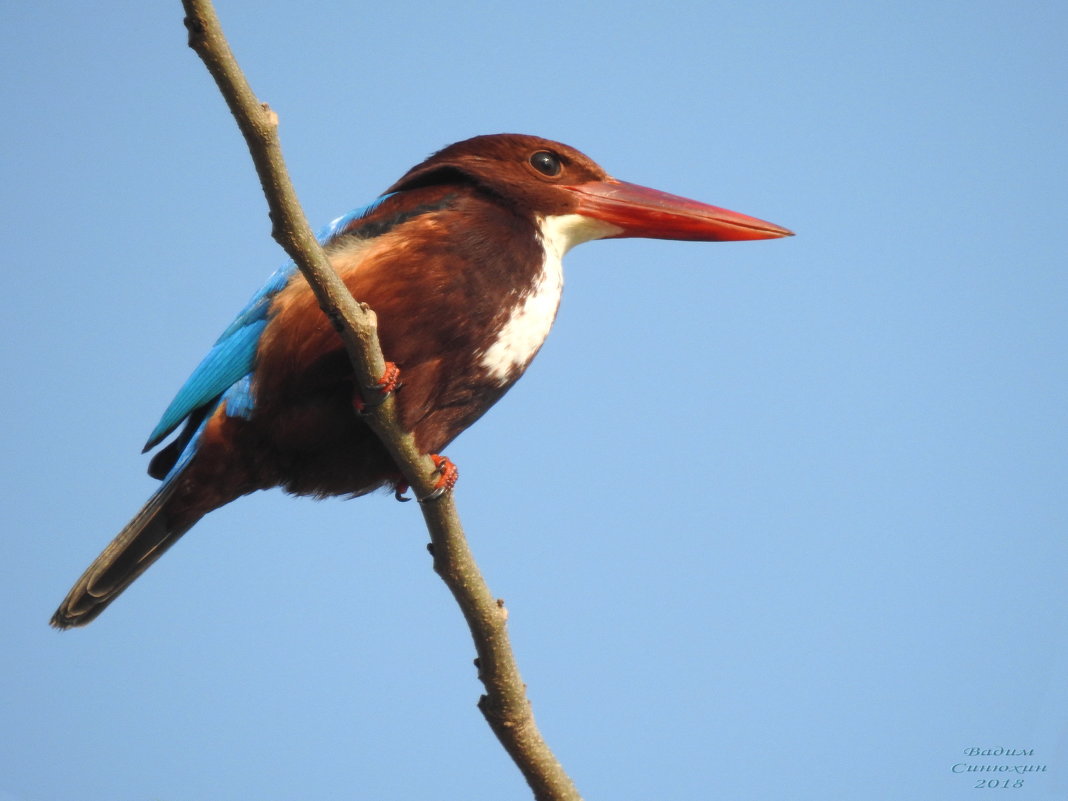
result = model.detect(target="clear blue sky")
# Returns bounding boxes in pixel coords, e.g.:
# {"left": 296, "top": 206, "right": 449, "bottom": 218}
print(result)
{"left": 3, "top": 2, "right": 1067, "bottom": 799}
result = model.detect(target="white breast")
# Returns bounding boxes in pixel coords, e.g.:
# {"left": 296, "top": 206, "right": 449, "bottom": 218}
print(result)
{"left": 478, "top": 213, "right": 622, "bottom": 385}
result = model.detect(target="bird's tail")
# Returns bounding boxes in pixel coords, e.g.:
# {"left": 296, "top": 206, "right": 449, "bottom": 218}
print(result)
{"left": 50, "top": 477, "right": 204, "bottom": 629}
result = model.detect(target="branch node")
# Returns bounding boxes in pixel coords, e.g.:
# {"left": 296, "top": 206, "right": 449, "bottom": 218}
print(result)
{"left": 183, "top": 14, "right": 202, "bottom": 39}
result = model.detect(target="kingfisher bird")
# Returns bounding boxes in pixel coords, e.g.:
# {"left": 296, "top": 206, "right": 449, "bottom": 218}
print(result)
{"left": 51, "top": 133, "right": 791, "bottom": 629}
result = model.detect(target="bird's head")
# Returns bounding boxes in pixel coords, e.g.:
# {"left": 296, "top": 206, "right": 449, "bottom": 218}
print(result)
{"left": 387, "top": 133, "right": 792, "bottom": 254}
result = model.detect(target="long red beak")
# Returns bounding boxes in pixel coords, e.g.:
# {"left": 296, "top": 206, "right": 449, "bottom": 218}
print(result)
{"left": 566, "top": 179, "right": 793, "bottom": 242}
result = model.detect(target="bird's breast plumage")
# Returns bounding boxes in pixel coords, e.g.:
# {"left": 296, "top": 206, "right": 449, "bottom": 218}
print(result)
{"left": 477, "top": 222, "right": 564, "bottom": 386}
{"left": 230, "top": 188, "right": 557, "bottom": 497}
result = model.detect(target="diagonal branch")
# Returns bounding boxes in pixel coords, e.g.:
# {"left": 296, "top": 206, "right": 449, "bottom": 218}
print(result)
{"left": 179, "top": 2, "right": 582, "bottom": 799}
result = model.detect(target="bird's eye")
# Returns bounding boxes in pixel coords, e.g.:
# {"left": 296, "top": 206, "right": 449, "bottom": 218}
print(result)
{"left": 529, "top": 151, "right": 562, "bottom": 177}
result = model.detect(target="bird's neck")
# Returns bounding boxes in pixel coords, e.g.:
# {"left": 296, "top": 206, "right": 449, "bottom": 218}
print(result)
{"left": 477, "top": 216, "right": 568, "bottom": 386}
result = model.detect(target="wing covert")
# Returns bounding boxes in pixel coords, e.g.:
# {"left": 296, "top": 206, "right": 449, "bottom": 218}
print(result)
{"left": 143, "top": 194, "right": 396, "bottom": 452}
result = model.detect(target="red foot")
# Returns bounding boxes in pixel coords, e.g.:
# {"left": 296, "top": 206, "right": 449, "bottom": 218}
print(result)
{"left": 390, "top": 455, "right": 457, "bottom": 503}
{"left": 423, "top": 454, "right": 458, "bottom": 502}
{"left": 353, "top": 361, "right": 401, "bottom": 413}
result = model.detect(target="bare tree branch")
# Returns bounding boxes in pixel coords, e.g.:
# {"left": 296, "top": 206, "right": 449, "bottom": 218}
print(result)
{"left": 179, "top": 2, "right": 582, "bottom": 799}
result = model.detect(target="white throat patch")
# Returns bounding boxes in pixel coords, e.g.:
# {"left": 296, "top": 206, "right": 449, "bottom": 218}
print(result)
{"left": 478, "top": 213, "right": 621, "bottom": 385}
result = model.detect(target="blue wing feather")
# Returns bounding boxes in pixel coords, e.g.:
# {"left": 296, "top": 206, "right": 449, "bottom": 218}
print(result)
{"left": 143, "top": 194, "right": 395, "bottom": 452}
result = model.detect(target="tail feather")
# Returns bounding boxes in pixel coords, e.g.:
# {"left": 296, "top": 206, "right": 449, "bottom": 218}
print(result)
{"left": 50, "top": 479, "right": 204, "bottom": 629}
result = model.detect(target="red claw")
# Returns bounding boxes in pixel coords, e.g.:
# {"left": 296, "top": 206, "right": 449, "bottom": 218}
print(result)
{"left": 423, "top": 454, "right": 458, "bottom": 501}
{"left": 374, "top": 361, "right": 401, "bottom": 394}
{"left": 353, "top": 361, "right": 401, "bottom": 413}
